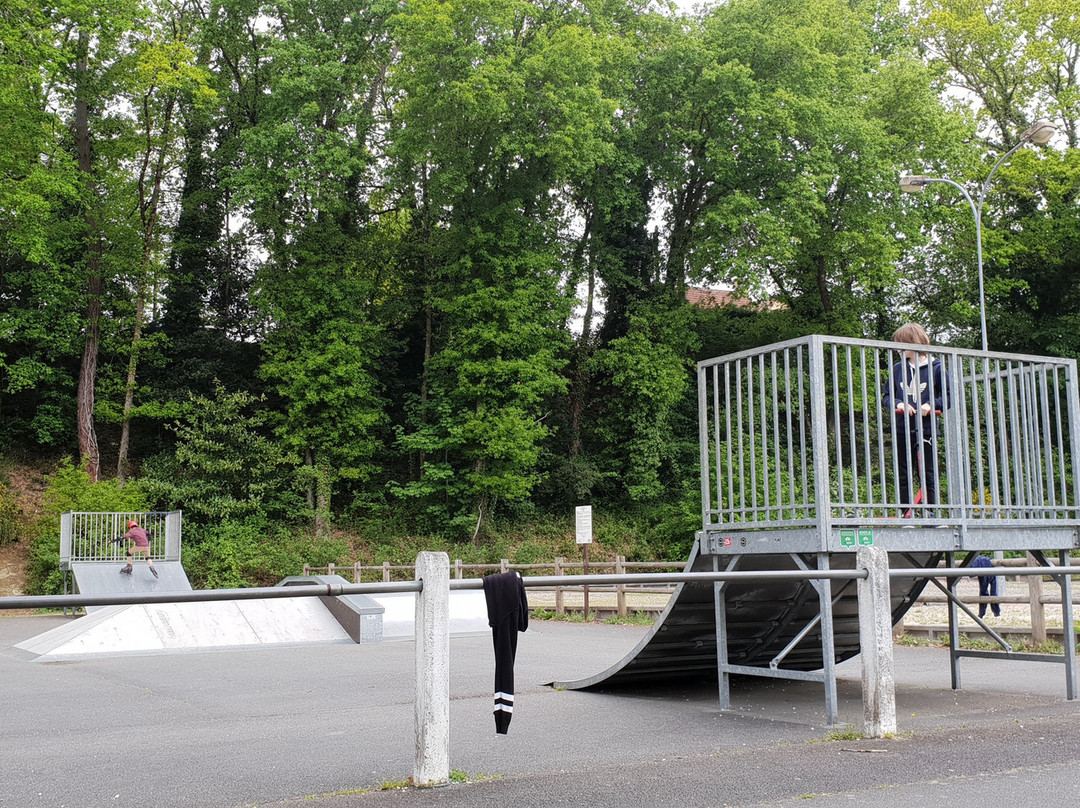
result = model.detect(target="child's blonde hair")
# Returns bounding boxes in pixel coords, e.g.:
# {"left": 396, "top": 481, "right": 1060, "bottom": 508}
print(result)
{"left": 893, "top": 323, "right": 930, "bottom": 346}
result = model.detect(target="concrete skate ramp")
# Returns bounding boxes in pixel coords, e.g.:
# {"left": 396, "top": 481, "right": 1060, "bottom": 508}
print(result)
{"left": 14, "top": 597, "right": 354, "bottom": 660}
{"left": 553, "top": 545, "right": 939, "bottom": 689}
{"left": 15, "top": 585, "right": 488, "bottom": 661}
{"left": 71, "top": 561, "right": 192, "bottom": 612}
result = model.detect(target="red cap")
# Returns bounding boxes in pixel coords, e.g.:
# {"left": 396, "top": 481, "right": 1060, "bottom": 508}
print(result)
{"left": 127, "top": 520, "right": 139, "bottom": 528}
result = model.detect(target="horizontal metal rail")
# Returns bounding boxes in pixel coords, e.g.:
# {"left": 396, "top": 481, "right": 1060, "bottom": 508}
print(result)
{"left": 0, "top": 569, "right": 867, "bottom": 612}
{"left": 7, "top": 565, "right": 1080, "bottom": 612}
{"left": 890, "top": 566, "right": 1078, "bottom": 580}
{"left": 0, "top": 580, "right": 422, "bottom": 611}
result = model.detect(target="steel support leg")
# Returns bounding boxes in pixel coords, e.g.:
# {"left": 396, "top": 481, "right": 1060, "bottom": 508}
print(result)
{"left": 818, "top": 553, "right": 838, "bottom": 726}
{"left": 714, "top": 555, "right": 736, "bottom": 710}
{"left": 946, "top": 552, "right": 962, "bottom": 690}
{"left": 1060, "top": 550, "right": 1077, "bottom": 700}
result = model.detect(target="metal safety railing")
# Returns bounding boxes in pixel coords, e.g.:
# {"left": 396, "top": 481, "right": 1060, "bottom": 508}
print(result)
{"left": 60, "top": 511, "right": 181, "bottom": 568}
{"left": 697, "top": 335, "right": 1080, "bottom": 544}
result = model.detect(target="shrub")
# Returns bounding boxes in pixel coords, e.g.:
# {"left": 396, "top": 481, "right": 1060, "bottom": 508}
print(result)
{"left": 182, "top": 517, "right": 348, "bottom": 589}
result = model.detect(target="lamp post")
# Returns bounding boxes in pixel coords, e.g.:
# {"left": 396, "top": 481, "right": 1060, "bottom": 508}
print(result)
{"left": 899, "top": 119, "right": 1057, "bottom": 351}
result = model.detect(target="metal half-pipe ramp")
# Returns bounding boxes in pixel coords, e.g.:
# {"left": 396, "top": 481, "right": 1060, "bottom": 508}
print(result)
{"left": 552, "top": 544, "right": 939, "bottom": 689}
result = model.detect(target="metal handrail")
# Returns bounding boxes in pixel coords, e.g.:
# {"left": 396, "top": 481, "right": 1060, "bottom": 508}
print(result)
{"left": 6, "top": 564, "right": 1080, "bottom": 613}
{"left": 0, "top": 568, "right": 867, "bottom": 612}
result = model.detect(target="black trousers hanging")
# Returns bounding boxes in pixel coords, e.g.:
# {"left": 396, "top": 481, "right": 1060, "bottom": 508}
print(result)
{"left": 482, "top": 572, "right": 529, "bottom": 734}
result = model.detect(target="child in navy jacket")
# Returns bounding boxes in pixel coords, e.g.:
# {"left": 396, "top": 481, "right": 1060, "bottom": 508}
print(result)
{"left": 882, "top": 323, "right": 952, "bottom": 517}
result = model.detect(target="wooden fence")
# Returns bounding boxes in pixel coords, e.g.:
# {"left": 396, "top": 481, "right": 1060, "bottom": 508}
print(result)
{"left": 301, "top": 556, "right": 682, "bottom": 618}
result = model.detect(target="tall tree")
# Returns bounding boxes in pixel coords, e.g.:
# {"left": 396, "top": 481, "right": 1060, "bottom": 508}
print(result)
{"left": 113, "top": 10, "right": 216, "bottom": 480}
{"left": 0, "top": 0, "right": 83, "bottom": 445}
{"left": 387, "top": 0, "right": 619, "bottom": 537}
{"left": 227, "top": 0, "right": 400, "bottom": 530}
{"left": 911, "top": 0, "right": 1078, "bottom": 352}
{"left": 49, "top": 0, "right": 142, "bottom": 479}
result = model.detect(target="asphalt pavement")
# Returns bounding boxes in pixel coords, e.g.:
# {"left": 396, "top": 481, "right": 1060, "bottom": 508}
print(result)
{"left": 2, "top": 613, "right": 1079, "bottom": 808}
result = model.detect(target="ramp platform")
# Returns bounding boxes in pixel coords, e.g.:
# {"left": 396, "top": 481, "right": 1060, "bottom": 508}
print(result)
{"left": 71, "top": 561, "right": 192, "bottom": 612}
{"left": 556, "top": 336, "right": 1080, "bottom": 713}
{"left": 14, "top": 597, "right": 354, "bottom": 659}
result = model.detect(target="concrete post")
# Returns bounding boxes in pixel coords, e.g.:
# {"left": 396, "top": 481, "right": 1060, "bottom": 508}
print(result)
{"left": 414, "top": 551, "right": 450, "bottom": 786}
{"left": 857, "top": 546, "right": 896, "bottom": 738}
{"left": 1027, "top": 552, "right": 1047, "bottom": 643}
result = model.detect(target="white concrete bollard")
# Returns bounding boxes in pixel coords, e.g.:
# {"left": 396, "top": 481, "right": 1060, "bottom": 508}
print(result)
{"left": 414, "top": 551, "right": 450, "bottom": 786}
{"left": 857, "top": 545, "right": 897, "bottom": 738}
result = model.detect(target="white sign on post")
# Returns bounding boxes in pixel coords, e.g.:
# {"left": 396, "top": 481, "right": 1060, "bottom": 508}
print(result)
{"left": 575, "top": 505, "right": 593, "bottom": 545}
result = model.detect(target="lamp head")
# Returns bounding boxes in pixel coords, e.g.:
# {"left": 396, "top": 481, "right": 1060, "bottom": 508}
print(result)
{"left": 1021, "top": 119, "right": 1056, "bottom": 146}
{"left": 899, "top": 175, "right": 930, "bottom": 193}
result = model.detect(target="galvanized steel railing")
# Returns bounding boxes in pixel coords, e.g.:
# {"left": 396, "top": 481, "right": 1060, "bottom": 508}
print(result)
{"left": 59, "top": 511, "right": 182, "bottom": 568}
{"left": 697, "top": 336, "right": 1080, "bottom": 543}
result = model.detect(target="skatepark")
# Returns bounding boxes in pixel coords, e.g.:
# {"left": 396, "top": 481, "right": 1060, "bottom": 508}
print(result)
{"left": 5, "top": 334, "right": 1080, "bottom": 805}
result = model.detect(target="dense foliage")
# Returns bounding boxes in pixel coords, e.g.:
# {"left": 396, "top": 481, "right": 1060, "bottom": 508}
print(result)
{"left": 3, "top": 0, "right": 1076, "bottom": 571}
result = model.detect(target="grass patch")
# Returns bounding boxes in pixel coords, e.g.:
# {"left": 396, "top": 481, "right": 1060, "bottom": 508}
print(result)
{"left": 896, "top": 632, "right": 1075, "bottom": 655}
{"left": 530, "top": 608, "right": 657, "bottom": 626}
{"left": 449, "top": 769, "right": 499, "bottom": 783}
{"left": 603, "top": 611, "right": 657, "bottom": 626}
{"left": 530, "top": 608, "right": 596, "bottom": 623}
{"left": 894, "top": 633, "right": 931, "bottom": 647}
{"left": 823, "top": 725, "right": 862, "bottom": 741}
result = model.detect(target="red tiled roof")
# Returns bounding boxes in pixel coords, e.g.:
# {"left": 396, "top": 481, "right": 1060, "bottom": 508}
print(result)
{"left": 686, "top": 288, "right": 786, "bottom": 311}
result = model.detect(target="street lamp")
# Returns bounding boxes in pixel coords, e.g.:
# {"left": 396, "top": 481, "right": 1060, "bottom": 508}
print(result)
{"left": 899, "top": 118, "right": 1057, "bottom": 351}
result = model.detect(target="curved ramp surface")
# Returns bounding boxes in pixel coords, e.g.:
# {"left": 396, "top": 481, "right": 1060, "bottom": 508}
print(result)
{"left": 553, "top": 545, "right": 938, "bottom": 689}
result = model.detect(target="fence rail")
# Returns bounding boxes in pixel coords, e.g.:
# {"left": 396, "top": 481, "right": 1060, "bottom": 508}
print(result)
{"left": 696, "top": 336, "right": 1080, "bottom": 544}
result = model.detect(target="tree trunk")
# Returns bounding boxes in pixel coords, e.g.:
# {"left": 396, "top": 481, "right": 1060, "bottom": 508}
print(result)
{"left": 815, "top": 255, "right": 833, "bottom": 316}
{"left": 75, "top": 30, "right": 101, "bottom": 481}
{"left": 118, "top": 96, "right": 174, "bottom": 482}
{"left": 116, "top": 284, "right": 144, "bottom": 482}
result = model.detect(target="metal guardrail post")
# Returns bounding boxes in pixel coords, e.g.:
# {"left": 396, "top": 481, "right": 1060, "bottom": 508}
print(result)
{"left": 616, "top": 556, "right": 626, "bottom": 617}
{"left": 1027, "top": 552, "right": 1047, "bottom": 643}
{"left": 857, "top": 546, "right": 896, "bottom": 737}
{"left": 555, "top": 557, "right": 564, "bottom": 615}
{"left": 413, "top": 551, "right": 450, "bottom": 787}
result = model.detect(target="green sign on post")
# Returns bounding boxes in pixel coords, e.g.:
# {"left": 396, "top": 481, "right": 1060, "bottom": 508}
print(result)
{"left": 840, "top": 529, "right": 856, "bottom": 547}
{"left": 858, "top": 528, "right": 874, "bottom": 546}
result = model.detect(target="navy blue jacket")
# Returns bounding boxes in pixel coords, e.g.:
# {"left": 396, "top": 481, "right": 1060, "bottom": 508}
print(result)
{"left": 882, "top": 356, "right": 951, "bottom": 434}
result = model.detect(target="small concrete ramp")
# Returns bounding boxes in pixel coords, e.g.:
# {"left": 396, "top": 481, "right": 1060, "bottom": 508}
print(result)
{"left": 71, "top": 561, "right": 192, "bottom": 612}
{"left": 15, "top": 598, "right": 352, "bottom": 660}
{"left": 15, "top": 583, "right": 489, "bottom": 661}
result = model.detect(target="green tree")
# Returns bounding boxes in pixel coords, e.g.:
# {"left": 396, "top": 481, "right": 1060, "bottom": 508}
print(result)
{"left": 591, "top": 307, "right": 697, "bottom": 502}
{"left": 661, "top": 0, "right": 967, "bottom": 334}
{"left": 387, "top": 0, "right": 623, "bottom": 537}
{"left": 222, "top": 0, "right": 400, "bottom": 530}
{"left": 910, "top": 0, "right": 1079, "bottom": 352}
{"left": 141, "top": 384, "right": 298, "bottom": 525}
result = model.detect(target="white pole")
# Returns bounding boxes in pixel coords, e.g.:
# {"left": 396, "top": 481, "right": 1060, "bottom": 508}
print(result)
{"left": 857, "top": 546, "right": 897, "bottom": 737}
{"left": 414, "top": 551, "right": 450, "bottom": 786}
